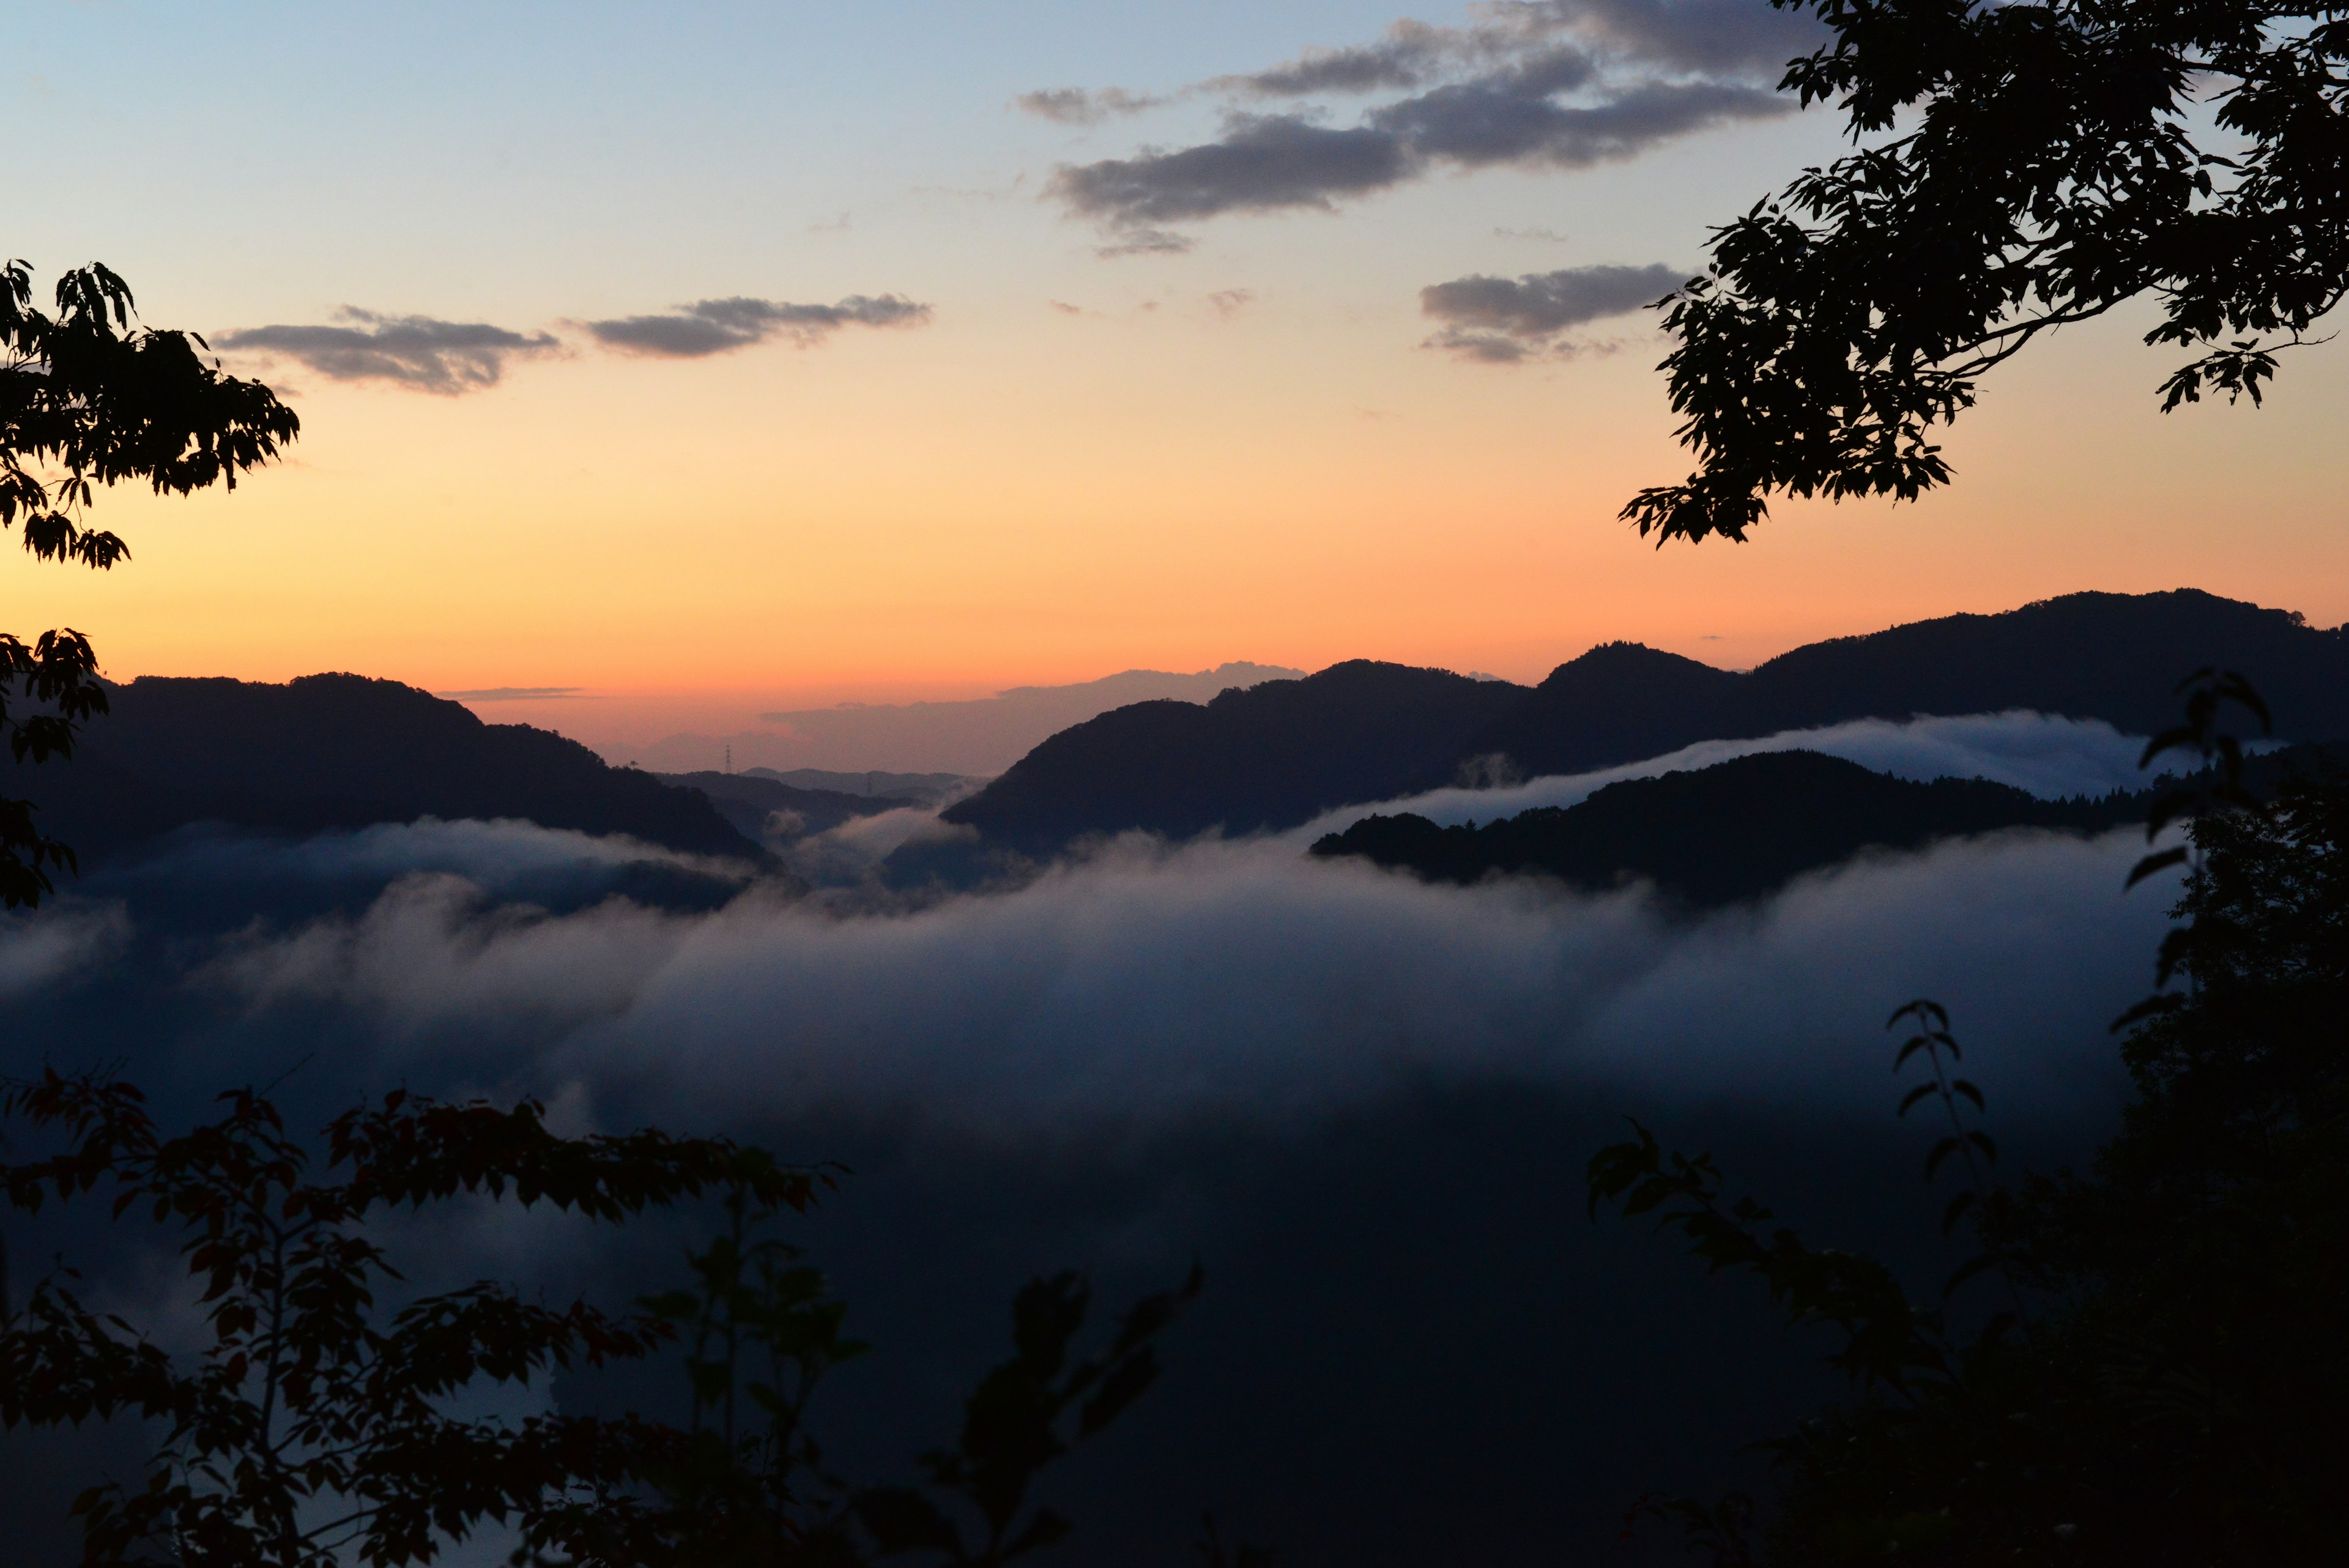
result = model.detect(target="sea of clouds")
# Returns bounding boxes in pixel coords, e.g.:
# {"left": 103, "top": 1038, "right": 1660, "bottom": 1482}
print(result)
{"left": 0, "top": 709, "right": 2198, "bottom": 1566}
{"left": 1, "top": 711, "right": 2184, "bottom": 1139}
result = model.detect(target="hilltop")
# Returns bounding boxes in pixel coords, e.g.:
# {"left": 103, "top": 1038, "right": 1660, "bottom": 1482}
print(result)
{"left": 943, "top": 591, "right": 2349, "bottom": 853}
{"left": 7, "top": 674, "right": 759, "bottom": 864}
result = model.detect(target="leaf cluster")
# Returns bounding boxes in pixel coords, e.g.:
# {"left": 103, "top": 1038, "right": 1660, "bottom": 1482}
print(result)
{"left": 0, "top": 1071, "right": 816, "bottom": 1567}
{"left": 1, "top": 258, "right": 297, "bottom": 905}
{"left": 1625, "top": 0, "right": 2349, "bottom": 542}
{"left": 1, "top": 1072, "right": 1198, "bottom": 1568}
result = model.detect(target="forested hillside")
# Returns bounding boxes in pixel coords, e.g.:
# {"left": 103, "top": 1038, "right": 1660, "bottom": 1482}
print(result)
{"left": 6, "top": 674, "right": 757, "bottom": 863}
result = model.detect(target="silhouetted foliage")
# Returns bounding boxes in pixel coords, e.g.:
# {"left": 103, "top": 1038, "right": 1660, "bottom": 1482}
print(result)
{"left": 2, "top": 259, "right": 298, "bottom": 906}
{"left": 1312, "top": 750, "right": 2143, "bottom": 907}
{"left": 0, "top": 1075, "right": 1195, "bottom": 1567}
{"left": 1591, "top": 681, "right": 2349, "bottom": 1564}
{"left": 1624, "top": 0, "right": 2349, "bottom": 542}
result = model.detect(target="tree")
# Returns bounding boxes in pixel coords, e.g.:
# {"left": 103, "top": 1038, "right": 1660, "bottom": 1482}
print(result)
{"left": 2, "top": 259, "right": 297, "bottom": 906}
{"left": 1623, "top": 0, "right": 2349, "bottom": 543}
{"left": 0, "top": 1072, "right": 1197, "bottom": 1567}
{"left": 1590, "top": 693, "right": 2349, "bottom": 1562}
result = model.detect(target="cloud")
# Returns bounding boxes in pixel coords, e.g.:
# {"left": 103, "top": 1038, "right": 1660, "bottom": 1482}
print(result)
{"left": 1206, "top": 288, "right": 1255, "bottom": 316}
{"left": 1051, "top": 115, "right": 1415, "bottom": 226}
{"left": 0, "top": 900, "right": 128, "bottom": 999}
{"left": 1373, "top": 73, "right": 1777, "bottom": 165}
{"left": 435, "top": 686, "right": 584, "bottom": 702}
{"left": 582, "top": 295, "right": 932, "bottom": 359}
{"left": 1297, "top": 712, "right": 2169, "bottom": 840}
{"left": 119, "top": 715, "right": 2180, "bottom": 1142}
{"left": 106, "top": 817, "right": 753, "bottom": 905}
{"left": 1541, "top": 0, "right": 1827, "bottom": 77}
{"left": 216, "top": 309, "right": 562, "bottom": 395}
{"left": 1047, "top": 2, "right": 1806, "bottom": 244}
{"left": 1420, "top": 261, "right": 1682, "bottom": 360}
{"left": 1015, "top": 86, "right": 1166, "bottom": 125}
{"left": 1093, "top": 228, "right": 1195, "bottom": 259}
{"left": 1212, "top": 20, "right": 1459, "bottom": 96}
{"left": 197, "top": 825, "right": 2169, "bottom": 1143}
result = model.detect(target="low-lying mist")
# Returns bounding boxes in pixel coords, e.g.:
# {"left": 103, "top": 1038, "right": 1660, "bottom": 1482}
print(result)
{"left": 0, "top": 711, "right": 2191, "bottom": 1566}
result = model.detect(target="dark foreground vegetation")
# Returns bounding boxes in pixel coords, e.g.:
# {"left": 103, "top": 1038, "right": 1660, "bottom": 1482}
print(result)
{"left": 1596, "top": 694, "right": 2349, "bottom": 1564}
{"left": 0, "top": 1075, "right": 1199, "bottom": 1567}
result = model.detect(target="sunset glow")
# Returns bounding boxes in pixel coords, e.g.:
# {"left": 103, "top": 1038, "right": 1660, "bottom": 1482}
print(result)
{"left": 9, "top": 2, "right": 2345, "bottom": 756}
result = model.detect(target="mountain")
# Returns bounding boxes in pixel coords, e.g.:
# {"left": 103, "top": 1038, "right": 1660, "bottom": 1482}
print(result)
{"left": 7, "top": 674, "right": 759, "bottom": 863}
{"left": 610, "top": 663, "right": 1307, "bottom": 776}
{"left": 744, "top": 768, "right": 977, "bottom": 806}
{"left": 945, "top": 590, "right": 2349, "bottom": 855}
{"left": 941, "top": 661, "right": 1530, "bottom": 850}
{"left": 1477, "top": 590, "right": 2349, "bottom": 776}
{"left": 657, "top": 771, "right": 921, "bottom": 844}
{"left": 1312, "top": 751, "right": 2145, "bottom": 907}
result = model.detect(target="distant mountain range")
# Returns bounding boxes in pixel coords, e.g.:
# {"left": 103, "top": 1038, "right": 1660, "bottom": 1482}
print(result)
{"left": 613, "top": 663, "right": 1307, "bottom": 776}
{"left": 942, "top": 661, "right": 1529, "bottom": 852}
{"left": 1475, "top": 589, "right": 2349, "bottom": 778}
{"left": 944, "top": 591, "right": 2349, "bottom": 853}
{"left": 8, "top": 675, "right": 760, "bottom": 864}
{"left": 656, "top": 771, "right": 922, "bottom": 847}
{"left": 744, "top": 768, "right": 976, "bottom": 806}
{"left": 1312, "top": 751, "right": 2147, "bottom": 908}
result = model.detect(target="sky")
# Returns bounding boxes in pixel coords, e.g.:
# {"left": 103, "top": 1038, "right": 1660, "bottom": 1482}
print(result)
{"left": 8, "top": 0, "right": 2347, "bottom": 752}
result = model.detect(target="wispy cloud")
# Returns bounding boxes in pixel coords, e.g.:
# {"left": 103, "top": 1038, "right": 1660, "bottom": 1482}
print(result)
{"left": 1094, "top": 228, "right": 1195, "bottom": 259}
{"left": 1420, "top": 262, "right": 1682, "bottom": 362}
{"left": 581, "top": 295, "right": 933, "bottom": 359}
{"left": 217, "top": 309, "right": 562, "bottom": 395}
{"left": 434, "top": 686, "right": 585, "bottom": 702}
{"left": 1015, "top": 86, "right": 1166, "bottom": 125}
{"left": 1044, "top": 0, "right": 1811, "bottom": 248}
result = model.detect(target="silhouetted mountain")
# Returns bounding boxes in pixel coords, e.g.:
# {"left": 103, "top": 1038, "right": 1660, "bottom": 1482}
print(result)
{"left": 942, "top": 661, "right": 1529, "bottom": 850}
{"left": 947, "top": 590, "right": 2348, "bottom": 855}
{"left": 7, "top": 674, "right": 759, "bottom": 864}
{"left": 658, "top": 771, "right": 919, "bottom": 843}
{"left": 1312, "top": 751, "right": 2145, "bottom": 907}
{"left": 1477, "top": 590, "right": 2349, "bottom": 776}
{"left": 745, "top": 768, "right": 978, "bottom": 806}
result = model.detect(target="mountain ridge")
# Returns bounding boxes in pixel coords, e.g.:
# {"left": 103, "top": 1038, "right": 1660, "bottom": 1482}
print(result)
{"left": 1311, "top": 749, "right": 2148, "bottom": 907}
{"left": 7, "top": 674, "right": 760, "bottom": 864}
{"left": 944, "top": 591, "right": 2349, "bottom": 853}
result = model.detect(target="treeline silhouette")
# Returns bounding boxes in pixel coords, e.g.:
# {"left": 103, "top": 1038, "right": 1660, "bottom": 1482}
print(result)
{"left": 1, "top": 674, "right": 757, "bottom": 863}
{"left": 1311, "top": 751, "right": 2147, "bottom": 907}
{"left": 943, "top": 661, "right": 1526, "bottom": 852}
{"left": 950, "top": 592, "right": 2349, "bottom": 853}
{"left": 1595, "top": 688, "right": 2349, "bottom": 1565}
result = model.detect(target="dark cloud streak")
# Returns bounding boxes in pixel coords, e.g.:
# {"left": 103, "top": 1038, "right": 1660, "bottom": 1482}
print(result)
{"left": 1047, "top": 0, "right": 1809, "bottom": 245}
{"left": 1420, "top": 262, "right": 1683, "bottom": 362}
{"left": 582, "top": 295, "right": 932, "bottom": 359}
{"left": 1051, "top": 116, "right": 1413, "bottom": 226}
{"left": 1014, "top": 86, "right": 1165, "bottom": 125}
{"left": 217, "top": 309, "right": 561, "bottom": 395}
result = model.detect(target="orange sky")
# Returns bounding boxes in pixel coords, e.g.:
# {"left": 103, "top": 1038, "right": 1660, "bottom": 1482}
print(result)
{"left": 8, "top": 6, "right": 2345, "bottom": 756}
